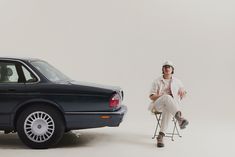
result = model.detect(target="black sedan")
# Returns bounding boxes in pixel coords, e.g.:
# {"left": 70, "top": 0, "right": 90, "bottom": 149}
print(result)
{"left": 0, "top": 57, "right": 127, "bottom": 149}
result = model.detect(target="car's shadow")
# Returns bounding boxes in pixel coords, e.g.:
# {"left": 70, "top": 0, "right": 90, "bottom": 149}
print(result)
{"left": 0, "top": 130, "right": 152, "bottom": 149}
{"left": 0, "top": 131, "right": 27, "bottom": 149}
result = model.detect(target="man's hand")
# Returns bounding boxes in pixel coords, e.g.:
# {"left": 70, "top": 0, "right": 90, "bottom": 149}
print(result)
{"left": 150, "top": 91, "right": 164, "bottom": 101}
{"left": 178, "top": 88, "right": 186, "bottom": 100}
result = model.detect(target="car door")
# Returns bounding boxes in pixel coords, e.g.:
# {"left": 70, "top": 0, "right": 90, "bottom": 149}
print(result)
{"left": 0, "top": 60, "right": 27, "bottom": 127}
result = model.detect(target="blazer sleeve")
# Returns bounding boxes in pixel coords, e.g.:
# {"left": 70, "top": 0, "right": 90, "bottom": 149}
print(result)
{"left": 150, "top": 79, "right": 159, "bottom": 96}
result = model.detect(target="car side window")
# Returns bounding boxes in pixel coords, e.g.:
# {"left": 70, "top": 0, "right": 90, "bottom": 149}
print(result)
{"left": 21, "top": 66, "right": 38, "bottom": 83}
{"left": 0, "top": 62, "right": 19, "bottom": 83}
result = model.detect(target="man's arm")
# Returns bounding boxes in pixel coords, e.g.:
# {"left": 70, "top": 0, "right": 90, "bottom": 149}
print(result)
{"left": 149, "top": 79, "right": 164, "bottom": 101}
{"left": 178, "top": 80, "right": 187, "bottom": 99}
{"left": 149, "top": 79, "right": 163, "bottom": 101}
{"left": 178, "top": 88, "right": 186, "bottom": 99}
{"left": 149, "top": 92, "right": 163, "bottom": 101}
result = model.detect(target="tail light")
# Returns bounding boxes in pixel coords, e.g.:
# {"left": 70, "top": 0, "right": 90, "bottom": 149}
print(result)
{"left": 109, "top": 93, "right": 121, "bottom": 108}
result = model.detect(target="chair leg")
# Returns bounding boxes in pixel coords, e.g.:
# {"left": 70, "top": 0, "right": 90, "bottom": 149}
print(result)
{"left": 162, "top": 117, "right": 182, "bottom": 141}
{"left": 152, "top": 113, "right": 162, "bottom": 139}
{"left": 173, "top": 118, "right": 182, "bottom": 138}
{"left": 171, "top": 118, "right": 176, "bottom": 141}
{"left": 152, "top": 114, "right": 182, "bottom": 141}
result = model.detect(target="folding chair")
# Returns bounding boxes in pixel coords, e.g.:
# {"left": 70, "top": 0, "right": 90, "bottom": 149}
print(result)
{"left": 151, "top": 109, "right": 182, "bottom": 141}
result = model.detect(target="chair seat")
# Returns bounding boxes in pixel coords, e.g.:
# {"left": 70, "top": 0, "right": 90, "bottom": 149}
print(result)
{"left": 151, "top": 108, "right": 162, "bottom": 114}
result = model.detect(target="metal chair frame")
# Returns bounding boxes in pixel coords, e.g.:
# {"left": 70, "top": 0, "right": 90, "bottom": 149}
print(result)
{"left": 152, "top": 111, "right": 182, "bottom": 141}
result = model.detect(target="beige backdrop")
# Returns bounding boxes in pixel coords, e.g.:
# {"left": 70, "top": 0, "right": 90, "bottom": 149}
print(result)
{"left": 0, "top": 0, "right": 234, "bottom": 156}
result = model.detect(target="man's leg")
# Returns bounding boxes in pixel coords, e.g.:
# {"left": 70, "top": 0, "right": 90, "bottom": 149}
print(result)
{"left": 154, "top": 95, "right": 189, "bottom": 130}
{"left": 154, "top": 95, "right": 179, "bottom": 116}
{"left": 157, "top": 108, "right": 171, "bottom": 147}
{"left": 160, "top": 108, "right": 171, "bottom": 134}
{"left": 175, "top": 111, "right": 189, "bottom": 129}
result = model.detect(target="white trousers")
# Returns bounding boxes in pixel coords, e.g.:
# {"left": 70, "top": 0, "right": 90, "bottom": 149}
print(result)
{"left": 153, "top": 95, "right": 179, "bottom": 134}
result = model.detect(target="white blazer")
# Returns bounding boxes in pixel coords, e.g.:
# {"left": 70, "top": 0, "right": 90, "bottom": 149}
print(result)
{"left": 148, "top": 76, "right": 185, "bottom": 111}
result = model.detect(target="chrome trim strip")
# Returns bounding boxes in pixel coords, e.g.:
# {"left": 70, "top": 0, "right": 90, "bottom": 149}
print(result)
{"left": 0, "top": 58, "right": 41, "bottom": 84}
{"left": 65, "top": 106, "right": 127, "bottom": 115}
{"left": 65, "top": 111, "right": 125, "bottom": 115}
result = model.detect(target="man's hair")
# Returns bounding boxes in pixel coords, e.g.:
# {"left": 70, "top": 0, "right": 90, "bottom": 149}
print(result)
{"left": 162, "top": 66, "right": 174, "bottom": 74}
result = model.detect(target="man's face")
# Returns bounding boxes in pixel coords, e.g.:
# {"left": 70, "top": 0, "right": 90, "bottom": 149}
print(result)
{"left": 163, "top": 65, "right": 173, "bottom": 75}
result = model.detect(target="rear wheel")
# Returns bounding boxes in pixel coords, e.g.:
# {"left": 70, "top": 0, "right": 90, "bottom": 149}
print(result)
{"left": 16, "top": 105, "right": 65, "bottom": 149}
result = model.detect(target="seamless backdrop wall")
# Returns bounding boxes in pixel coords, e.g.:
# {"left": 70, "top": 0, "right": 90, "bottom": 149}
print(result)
{"left": 0, "top": 0, "right": 234, "bottom": 124}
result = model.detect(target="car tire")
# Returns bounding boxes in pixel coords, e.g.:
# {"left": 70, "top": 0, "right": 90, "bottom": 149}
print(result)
{"left": 16, "top": 105, "right": 65, "bottom": 149}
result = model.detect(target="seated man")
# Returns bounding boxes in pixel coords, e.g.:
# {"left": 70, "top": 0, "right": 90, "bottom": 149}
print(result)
{"left": 149, "top": 61, "right": 189, "bottom": 147}
{"left": 0, "top": 66, "right": 13, "bottom": 83}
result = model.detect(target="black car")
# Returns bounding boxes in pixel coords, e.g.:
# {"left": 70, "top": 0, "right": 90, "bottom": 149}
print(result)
{"left": 0, "top": 57, "right": 127, "bottom": 149}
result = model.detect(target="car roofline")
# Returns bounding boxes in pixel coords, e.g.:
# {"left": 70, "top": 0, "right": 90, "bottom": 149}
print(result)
{"left": 0, "top": 57, "right": 42, "bottom": 62}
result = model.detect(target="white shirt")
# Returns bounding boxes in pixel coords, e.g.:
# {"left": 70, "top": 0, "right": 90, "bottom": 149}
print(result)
{"left": 161, "top": 78, "right": 172, "bottom": 96}
{"left": 148, "top": 76, "right": 185, "bottom": 111}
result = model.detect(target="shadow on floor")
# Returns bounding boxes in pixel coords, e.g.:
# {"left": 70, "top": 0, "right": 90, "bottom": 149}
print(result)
{"left": 0, "top": 130, "right": 153, "bottom": 149}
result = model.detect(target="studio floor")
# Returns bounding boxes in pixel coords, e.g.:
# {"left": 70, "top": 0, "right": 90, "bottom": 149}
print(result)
{"left": 0, "top": 114, "right": 234, "bottom": 157}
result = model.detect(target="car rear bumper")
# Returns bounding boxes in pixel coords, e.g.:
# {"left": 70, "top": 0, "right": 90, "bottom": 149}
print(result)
{"left": 64, "top": 105, "right": 127, "bottom": 130}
